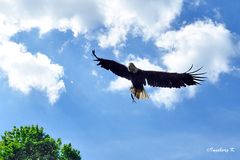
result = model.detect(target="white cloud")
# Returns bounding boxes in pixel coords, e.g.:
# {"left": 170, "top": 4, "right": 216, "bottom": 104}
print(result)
{"left": 125, "top": 54, "right": 163, "bottom": 71}
{"left": 108, "top": 77, "right": 131, "bottom": 91}
{"left": 188, "top": 0, "right": 205, "bottom": 7}
{"left": 150, "top": 88, "right": 182, "bottom": 110}
{"left": 0, "top": 0, "right": 102, "bottom": 104}
{"left": 98, "top": 0, "right": 183, "bottom": 48}
{"left": 0, "top": 41, "right": 65, "bottom": 104}
{"left": 149, "top": 86, "right": 197, "bottom": 110}
{"left": 156, "top": 20, "right": 236, "bottom": 83}
{"left": 151, "top": 20, "right": 237, "bottom": 108}
{"left": 213, "top": 8, "right": 221, "bottom": 20}
{"left": 0, "top": 0, "right": 183, "bottom": 48}
{"left": 91, "top": 70, "right": 98, "bottom": 77}
{"left": 0, "top": 0, "right": 103, "bottom": 37}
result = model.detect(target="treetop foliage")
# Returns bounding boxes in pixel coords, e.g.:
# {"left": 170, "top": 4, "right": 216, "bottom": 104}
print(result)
{"left": 0, "top": 125, "right": 81, "bottom": 160}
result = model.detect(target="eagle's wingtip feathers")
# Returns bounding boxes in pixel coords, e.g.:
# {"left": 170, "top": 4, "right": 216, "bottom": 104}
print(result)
{"left": 185, "top": 65, "right": 207, "bottom": 85}
{"left": 92, "top": 49, "right": 100, "bottom": 61}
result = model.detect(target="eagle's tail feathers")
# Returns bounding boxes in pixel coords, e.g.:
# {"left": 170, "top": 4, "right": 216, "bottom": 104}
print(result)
{"left": 130, "top": 87, "right": 149, "bottom": 99}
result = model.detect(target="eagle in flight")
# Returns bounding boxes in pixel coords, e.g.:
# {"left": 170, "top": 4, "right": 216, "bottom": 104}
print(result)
{"left": 92, "top": 50, "right": 205, "bottom": 102}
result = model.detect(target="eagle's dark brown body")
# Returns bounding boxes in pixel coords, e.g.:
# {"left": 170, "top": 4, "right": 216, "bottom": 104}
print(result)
{"left": 130, "top": 70, "right": 146, "bottom": 90}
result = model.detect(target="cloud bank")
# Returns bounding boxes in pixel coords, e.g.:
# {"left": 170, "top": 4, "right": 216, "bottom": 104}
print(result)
{"left": 0, "top": 0, "right": 238, "bottom": 107}
{"left": 0, "top": 0, "right": 183, "bottom": 104}
{"left": 0, "top": 42, "right": 65, "bottom": 104}
{"left": 98, "top": 0, "right": 183, "bottom": 48}
{"left": 0, "top": 0, "right": 183, "bottom": 40}
{"left": 152, "top": 20, "right": 237, "bottom": 109}
{"left": 157, "top": 20, "right": 236, "bottom": 83}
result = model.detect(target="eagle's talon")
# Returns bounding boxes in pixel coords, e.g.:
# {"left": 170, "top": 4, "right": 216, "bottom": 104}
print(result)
{"left": 131, "top": 94, "right": 136, "bottom": 103}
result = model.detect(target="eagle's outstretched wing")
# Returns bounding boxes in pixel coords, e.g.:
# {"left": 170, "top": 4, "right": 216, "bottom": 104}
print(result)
{"left": 142, "top": 66, "right": 206, "bottom": 88}
{"left": 92, "top": 50, "right": 131, "bottom": 80}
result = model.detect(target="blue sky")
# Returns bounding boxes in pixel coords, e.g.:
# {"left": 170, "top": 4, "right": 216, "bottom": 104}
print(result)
{"left": 0, "top": 0, "right": 240, "bottom": 159}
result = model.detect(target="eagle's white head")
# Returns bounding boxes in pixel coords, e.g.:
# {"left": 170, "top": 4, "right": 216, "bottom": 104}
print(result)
{"left": 128, "top": 63, "right": 138, "bottom": 73}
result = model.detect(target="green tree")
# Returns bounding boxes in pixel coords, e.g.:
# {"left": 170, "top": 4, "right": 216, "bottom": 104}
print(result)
{"left": 0, "top": 125, "right": 81, "bottom": 160}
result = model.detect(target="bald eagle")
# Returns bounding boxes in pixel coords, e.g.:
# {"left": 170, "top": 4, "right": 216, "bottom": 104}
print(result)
{"left": 92, "top": 50, "right": 205, "bottom": 102}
